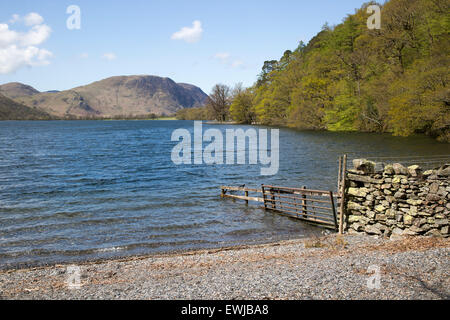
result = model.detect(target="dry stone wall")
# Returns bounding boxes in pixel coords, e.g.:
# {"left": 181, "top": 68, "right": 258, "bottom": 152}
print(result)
{"left": 344, "top": 160, "right": 449, "bottom": 238}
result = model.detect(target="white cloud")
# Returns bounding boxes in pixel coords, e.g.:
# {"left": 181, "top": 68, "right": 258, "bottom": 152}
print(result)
{"left": 24, "top": 13, "right": 44, "bottom": 26}
{"left": 102, "top": 53, "right": 117, "bottom": 61}
{"left": 80, "top": 53, "right": 89, "bottom": 59}
{"left": 0, "top": 24, "right": 18, "bottom": 48}
{"left": 171, "top": 20, "right": 203, "bottom": 43}
{"left": 0, "top": 45, "right": 52, "bottom": 74}
{"left": 21, "top": 24, "right": 52, "bottom": 46}
{"left": 0, "top": 14, "right": 52, "bottom": 74}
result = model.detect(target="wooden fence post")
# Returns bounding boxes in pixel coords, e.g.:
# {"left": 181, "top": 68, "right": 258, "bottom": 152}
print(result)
{"left": 261, "top": 185, "right": 267, "bottom": 210}
{"left": 301, "top": 185, "right": 307, "bottom": 219}
{"left": 339, "top": 154, "right": 347, "bottom": 235}
{"left": 330, "top": 191, "right": 338, "bottom": 232}
{"left": 337, "top": 156, "right": 342, "bottom": 192}
{"left": 271, "top": 188, "right": 276, "bottom": 210}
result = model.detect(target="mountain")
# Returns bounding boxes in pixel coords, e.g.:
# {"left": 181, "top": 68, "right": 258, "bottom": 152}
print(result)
{"left": 14, "top": 75, "right": 208, "bottom": 118}
{"left": 0, "top": 82, "right": 40, "bottom": 99}
{"left": 0, "top": 93, "right": 52, "bottom": 120}
{"left": 177, "top": 83, "right": 209, "bottom": 105}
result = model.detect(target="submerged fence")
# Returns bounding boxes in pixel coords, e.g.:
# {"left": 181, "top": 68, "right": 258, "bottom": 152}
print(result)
{"left": 221, "top": 185, "right": 339, "bottom": 230}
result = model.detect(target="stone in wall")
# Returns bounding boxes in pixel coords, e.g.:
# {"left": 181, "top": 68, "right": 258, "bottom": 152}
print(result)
{"left": 345, "top": 159, "right": 449, "bottom": 238}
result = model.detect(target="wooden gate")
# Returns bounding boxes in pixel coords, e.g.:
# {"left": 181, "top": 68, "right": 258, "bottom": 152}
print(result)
{"left": 261, "top": 185, "right": 338, "bottom": 230}
{"left": 221, "top": 185, "right": 339, "bottom": 231}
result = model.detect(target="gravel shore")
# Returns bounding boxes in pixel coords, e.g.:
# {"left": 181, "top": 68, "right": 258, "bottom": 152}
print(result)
{"left": 0, "top": 235, "right": 449, "bottom": 300}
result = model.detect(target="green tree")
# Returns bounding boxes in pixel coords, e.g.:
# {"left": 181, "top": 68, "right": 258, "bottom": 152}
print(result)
{"left": 230, "top": 84, "right": 255, "bottom": 124}
{"left": 227, "top": 0, "right": 449, "bottom": 141}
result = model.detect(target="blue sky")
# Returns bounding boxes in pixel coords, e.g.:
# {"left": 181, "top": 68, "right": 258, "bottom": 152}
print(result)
{"left": 0, "top": 0, "right": 368, "bottom": 94}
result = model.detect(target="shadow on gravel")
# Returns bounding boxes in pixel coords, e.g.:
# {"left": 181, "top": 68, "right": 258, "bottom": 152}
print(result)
{"left": 408, "top": 275, "right": 450, "bottom": 300}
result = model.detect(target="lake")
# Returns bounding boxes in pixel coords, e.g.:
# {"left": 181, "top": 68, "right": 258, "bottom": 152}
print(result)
{"left": 0, "top": 120, "right": 449, "bottom": 268}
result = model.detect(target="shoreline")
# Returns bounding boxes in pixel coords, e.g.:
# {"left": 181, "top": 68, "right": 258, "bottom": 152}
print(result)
{"left": 1, "top": 234, "right": 449, "bottom": 300}
{"left": 0, "top": 118, "right": 178, "bottom": 122}
{"left": 1, "top": 119, "right": 448, "bottom": 143}
{"left": 0, "top": 235, "right": 313, "bottom": 272}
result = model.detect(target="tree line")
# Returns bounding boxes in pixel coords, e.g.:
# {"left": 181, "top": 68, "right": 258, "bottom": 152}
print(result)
{"left": 177, "top": 0, "right": 449, "bottom": 141}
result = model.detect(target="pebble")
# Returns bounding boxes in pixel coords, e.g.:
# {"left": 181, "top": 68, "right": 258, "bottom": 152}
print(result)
{"left": 0, "top": 235, "right": 448, "bottom": 300}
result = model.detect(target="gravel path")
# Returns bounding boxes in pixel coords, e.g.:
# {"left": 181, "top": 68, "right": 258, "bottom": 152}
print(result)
{"left": 0, "top": 235, "right": 449, "bottom": 300}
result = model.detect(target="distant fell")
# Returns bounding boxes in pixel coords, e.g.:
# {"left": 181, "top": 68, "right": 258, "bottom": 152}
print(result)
{"left": 0, "top": 82, "right": 40, "bottom": 100}
{"left": 0, "top": 93, "right": 52, "bottom": 120}
{"left": 14, "top": 75, "right": 208, "bottom": 118}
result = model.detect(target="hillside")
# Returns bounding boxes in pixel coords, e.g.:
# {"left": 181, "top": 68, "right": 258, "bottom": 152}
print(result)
{"left": 0, "top": 83, "right": 40, "bottom": 100}
{"left": 227, "top": 0, "right": 449, "bottom": 141}
{"left": 0, "top": 93, "right": 52, "bottom": 120}
{"left": 15, "top": 76, "right": 208, "bottom": 118}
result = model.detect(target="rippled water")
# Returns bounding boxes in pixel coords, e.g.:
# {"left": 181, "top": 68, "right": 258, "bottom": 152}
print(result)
{"left": 0, "top": 120, "right": 448, "bottom": 268}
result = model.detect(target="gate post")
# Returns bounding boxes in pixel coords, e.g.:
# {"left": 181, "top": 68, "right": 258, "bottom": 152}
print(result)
{"left": 329, "top": 191, "right": 338, "bottom": 231}
{"left": 261, "top": 185, "right": 267, "bottom": 210}
{"left": 339, "top": 154, "right": 347, "bottom": 234}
